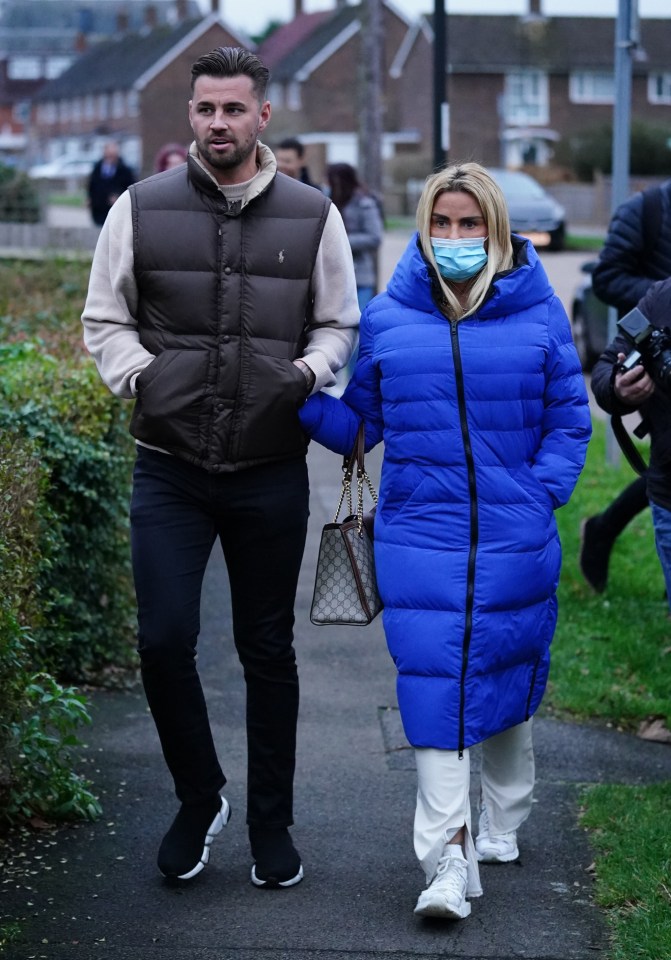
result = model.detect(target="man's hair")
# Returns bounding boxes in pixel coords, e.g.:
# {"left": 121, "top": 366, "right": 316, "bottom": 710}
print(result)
{"left": 277, "top": 137, "right": 305, "bottom": 158}
{"left": 190, "top": 47, "right": 270, "bottom": 101}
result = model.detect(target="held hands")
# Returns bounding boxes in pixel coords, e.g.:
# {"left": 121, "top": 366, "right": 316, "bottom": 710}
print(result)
{"left": 613, "top": 353, "right": 655, "bottom": 406}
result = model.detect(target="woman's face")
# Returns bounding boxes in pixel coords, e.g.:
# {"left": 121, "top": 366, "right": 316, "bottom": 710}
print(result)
{"left": 430, "top": 190, "right": 487, "bottom": 240}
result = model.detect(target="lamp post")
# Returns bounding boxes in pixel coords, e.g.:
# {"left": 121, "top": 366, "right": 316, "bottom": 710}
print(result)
{"left": 606, "top": 0, "right": 639, "bottom": 465}
{"left": 433, "top": 0, "right": 448, "bottom": 170}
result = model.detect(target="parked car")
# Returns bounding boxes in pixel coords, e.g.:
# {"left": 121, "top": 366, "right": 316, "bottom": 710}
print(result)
{"left": 28, "top": 154, "right": 96, "bottom": 181}
{"left": 489, "top": 168, "right": 567, "bottom": 251}
{"left": 571, "top": 260, "right": 609, "bottom": 370}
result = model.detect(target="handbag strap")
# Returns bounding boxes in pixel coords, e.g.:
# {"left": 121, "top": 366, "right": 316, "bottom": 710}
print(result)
{"left": 333, "top": 422, "right": 378, "bottom": 532}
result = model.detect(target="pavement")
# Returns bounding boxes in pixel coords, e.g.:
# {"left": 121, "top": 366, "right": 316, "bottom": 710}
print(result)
{"left": 2, "top": 437, "right": 671, "bottom": 960}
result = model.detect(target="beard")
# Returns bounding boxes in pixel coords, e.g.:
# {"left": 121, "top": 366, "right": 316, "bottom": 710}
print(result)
{"left": 195, "top": 129, "right": 258, "bottom": 173}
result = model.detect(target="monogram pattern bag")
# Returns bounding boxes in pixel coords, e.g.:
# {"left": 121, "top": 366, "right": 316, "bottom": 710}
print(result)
{"left": 310, "top": 424, "right": 382, "bottom": 626}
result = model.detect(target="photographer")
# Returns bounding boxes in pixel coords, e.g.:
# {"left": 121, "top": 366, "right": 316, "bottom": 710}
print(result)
{"left": 591, "top": 277, "right": 671, "bottom": 617}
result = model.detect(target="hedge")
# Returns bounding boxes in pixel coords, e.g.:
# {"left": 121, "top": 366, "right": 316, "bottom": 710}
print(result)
{"left": 0, "top": 263, "right": 136, "bottom": 823}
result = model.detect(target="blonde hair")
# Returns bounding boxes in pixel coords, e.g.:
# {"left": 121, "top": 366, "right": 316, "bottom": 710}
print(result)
{"left": 416, "top": 162, "right": 514, "bottom": 319}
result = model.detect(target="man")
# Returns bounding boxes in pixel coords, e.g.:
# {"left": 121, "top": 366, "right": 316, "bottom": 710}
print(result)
{"left": 275, "top": 136, "right": 317, "bottom": 187}
{"left": 82, "top": 47, "right": 358, "bottom": 888}
{"left": 590, "top": 278, "right": 671, "bottom": 618}
{"left": 87, "top": 140, "right": 135, "bottom": 226}
{"left": 579, "top": 179, "right": 671, "bottom": 593}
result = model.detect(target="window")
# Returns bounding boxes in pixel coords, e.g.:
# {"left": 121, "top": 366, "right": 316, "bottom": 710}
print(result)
{"left": 112, "top": 91, "right": 125, "bottom": 119}
{"left": 268, "top": 83, "right": 284, "bottom": 109}
{"left": 287, "top": 81, "right": 302, "bottom": 112}
{"left": 503, "top": 71, "right": 549, "bottom": 125}
{"left": 649, "top": 73, "right": 671, "bottom": 105}
{"left": 569, "top": 71, "right": 615, "bottom": 104}
{"left": 127, "top": 90, "right": 139, "bottom": 117}
{"left": 84, "top": 95, "right": 96, "bottom": 120}
{"left": 98, "top": 93, "right": 109, "bottom": 120}
{"left": 7, "top": 56, "right": 42, "bottom": 80}
{"left": 45, "top": 57, "right": 72, "bottom": 79}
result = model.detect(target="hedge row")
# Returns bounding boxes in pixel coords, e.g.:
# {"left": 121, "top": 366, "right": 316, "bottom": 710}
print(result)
{"left": 0, "top": 260, "right": 136, "bottom": 825}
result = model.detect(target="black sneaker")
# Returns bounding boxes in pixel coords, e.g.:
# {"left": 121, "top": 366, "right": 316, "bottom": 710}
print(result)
{"left": 249, "top": 826, "right": 304, "bottom": 889}
{"left": 157, "top": 795, "right": 231, "bottom": 880}
{"left": 579, "top": 516, "right": 613, "bottom": 594}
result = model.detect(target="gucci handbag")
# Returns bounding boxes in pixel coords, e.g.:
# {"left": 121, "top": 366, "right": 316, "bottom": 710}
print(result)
{"left": 310, "top": 422, "right": 382, "bottom": 626}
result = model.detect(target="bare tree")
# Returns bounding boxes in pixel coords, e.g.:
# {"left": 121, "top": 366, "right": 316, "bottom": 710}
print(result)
{"left": 358, "top": 0, "right": 383, "bottom": 198}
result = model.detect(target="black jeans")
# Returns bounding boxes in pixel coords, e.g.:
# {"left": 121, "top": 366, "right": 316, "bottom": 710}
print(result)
{"left": 130, "top": 447, "right": 309, "bottom": 827}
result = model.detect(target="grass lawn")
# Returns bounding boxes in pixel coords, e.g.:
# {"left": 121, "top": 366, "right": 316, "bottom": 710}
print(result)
{"left": 554, "top": 419, "right": 671, "bottom": 959}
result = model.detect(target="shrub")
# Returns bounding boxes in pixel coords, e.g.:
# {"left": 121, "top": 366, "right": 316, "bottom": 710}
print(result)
{"left": 0, "top": 424, "right": 100, "bottom": 823}
{"left": 0, "top": 164, "right": 40, "bottom": 223}
{"left": 563, "top": 119, "right": 671, "bottom": 182}
{"left": 0, "top": 342, "right": 136, "bottom": 680}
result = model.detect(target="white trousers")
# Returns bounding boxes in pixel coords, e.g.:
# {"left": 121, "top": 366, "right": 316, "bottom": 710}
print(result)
{"left": 413, "top": 719, "right": 535, "bottom": 897}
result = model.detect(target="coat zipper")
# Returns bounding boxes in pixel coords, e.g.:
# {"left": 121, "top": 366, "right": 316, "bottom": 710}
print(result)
{"left": 450, "top": 318, "right": 479, "bottom": 758}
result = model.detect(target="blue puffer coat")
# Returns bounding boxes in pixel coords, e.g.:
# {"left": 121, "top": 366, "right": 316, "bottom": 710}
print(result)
{"left": 300, "top": 234, "right": 591, "bottom": 752}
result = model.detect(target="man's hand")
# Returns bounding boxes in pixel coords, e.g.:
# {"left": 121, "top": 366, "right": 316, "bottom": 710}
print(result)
{"left": 293, "top": 359, "right": 316, "bottom": 393}
{"left": 613, "top": 352, "right": 655, "bottom": 405}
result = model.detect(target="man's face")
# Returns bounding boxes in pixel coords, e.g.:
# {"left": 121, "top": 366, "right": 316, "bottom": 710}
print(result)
{"left": 276, "top": 147, "right": 302, "bottom": 179}
{"left": 189, "top": 74, "right": 271, "bottom": 185}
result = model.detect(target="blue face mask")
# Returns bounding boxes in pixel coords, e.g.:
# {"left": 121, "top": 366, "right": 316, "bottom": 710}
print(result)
{"left": 430, "top": 236, "right": 488, "bottom": 281}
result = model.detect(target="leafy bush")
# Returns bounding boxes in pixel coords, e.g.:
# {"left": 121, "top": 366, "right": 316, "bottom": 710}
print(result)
{"left": 0, "top": 342, "right": 136, "bottom": 679}
{"left": 0, "top": 164, "right": 40, "bottom": 223}
{"left": 562, "top": 119, "right": 671, "bottom": 181}
{"left": 0, "top": 259, "right": 137, "bottom": 825}
{"left": 0, "top": 423, "right": 101, "bottom": 823}
{"left": 6, "top": 673, "right": 101, "bottom": 822}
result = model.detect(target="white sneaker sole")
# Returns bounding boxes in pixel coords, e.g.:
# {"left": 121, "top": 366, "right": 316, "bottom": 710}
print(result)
{"left": 250, "top": 863, "right": 304, "bottom": 888}
{"left": 175, "top": 796, "right": 231, "bottom": 880}
{"left": 475, "top": 845, "right": 519, "bottom": 864}
{"left": 414, "top": 896, "right": 471, "bottom": 920}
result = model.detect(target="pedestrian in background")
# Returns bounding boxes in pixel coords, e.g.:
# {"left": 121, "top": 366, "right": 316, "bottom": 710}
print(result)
{"left": 299, "top": 162, "right": 591, "bottom": 921}
{"left": 580, "top": 178, "right": 671, "bottom": 593}
{"left": 82, "top": 46, "right": 358, "bottom": 889}
{"left": 275, "top": 136, "right": 317, "bottom": 187}
{"left": 87, "top": 140, "right": 135, "bottom": 226}
{"left": 153, "top": 142, "right": 188, "bottom": 173}
{"left": 326, "top": 162, "right": 384, "bottom": 311}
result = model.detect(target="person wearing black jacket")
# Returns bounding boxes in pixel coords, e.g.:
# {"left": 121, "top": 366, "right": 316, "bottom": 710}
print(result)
{"left": 590, "top": 277, "right": 671, "bottom": 615}
{"left": 579, "top": 180, "right": 671, "bottom": 593}
{"left": 87, "top": 141, "right": 136, "bottom": 226}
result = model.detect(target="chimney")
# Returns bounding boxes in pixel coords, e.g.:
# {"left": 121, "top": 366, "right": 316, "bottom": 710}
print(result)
{"left": 116, "top": 10, "right": 129, "bottom": 33}
{"left": 529, "top": 0, "right": 542, "bottom": 14}
{"left": 74, "top": 31, "right": 87, "bottom": 53}
{"left": 294, "top": 0, "right": 304, "bottom": 16}
{"left": 176, "top": 0, "right": 187, "bottom": 19}
{"left": 210, "top": 0, "right": 219, "bottom": 13}
{"left": 144, "top": 4, "right": 158, "bottom": 29}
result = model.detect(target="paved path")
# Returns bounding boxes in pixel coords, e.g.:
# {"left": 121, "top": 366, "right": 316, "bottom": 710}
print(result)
{"left": 2, "top": 440, "right": 671, "bottom": 960}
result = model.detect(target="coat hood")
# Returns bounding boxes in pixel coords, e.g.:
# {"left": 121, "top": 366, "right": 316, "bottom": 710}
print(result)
{"left": 386, "top": 231, "right": 555, "bottom": 319}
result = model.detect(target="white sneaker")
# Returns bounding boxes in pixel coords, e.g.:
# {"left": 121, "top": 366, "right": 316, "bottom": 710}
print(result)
{"left": 475, "top": 806, "right": 519, "bottom": 863}
{"left": 414, "top": 844, "right": 471, "bottom": 919}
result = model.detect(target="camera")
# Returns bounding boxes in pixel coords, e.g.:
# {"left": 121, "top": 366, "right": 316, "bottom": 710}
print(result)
{"left": 616, "top": 306, "right": 671, "bottom": 392}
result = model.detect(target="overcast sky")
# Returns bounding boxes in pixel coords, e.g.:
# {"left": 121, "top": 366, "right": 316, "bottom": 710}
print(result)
{"left": 202, "top": 0, "right": 671, "bottom": 40}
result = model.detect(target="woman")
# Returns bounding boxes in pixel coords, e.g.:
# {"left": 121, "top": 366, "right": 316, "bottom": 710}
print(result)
{"left": 153, "top": 142, "right": 188, "bottom": 173}
{"left": 300, "top": 163, "right": 591, "bottom": 920}
{"left": 326, "top": 162, "right": 384, "bottom": 311}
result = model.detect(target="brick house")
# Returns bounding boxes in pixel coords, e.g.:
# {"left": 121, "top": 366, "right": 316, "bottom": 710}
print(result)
{"left": 27, "top": 9, "right": 249, "bottom": 177}
{"left": 258, "top": 0, "right": 423, "bottom": 181}
{"left": 398, "top": 9, "right": 671, "bottom": 171}
{"left": 0, "top": 0, "right": 201, "bottom": 164}
{"left": 258, "top": 2, "right": 670, "bottom": 188}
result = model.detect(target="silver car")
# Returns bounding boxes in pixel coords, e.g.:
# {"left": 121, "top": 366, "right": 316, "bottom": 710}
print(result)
{"left": 489, "top": 168, "right": 567, "bottom": 251}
